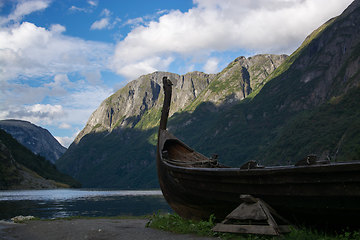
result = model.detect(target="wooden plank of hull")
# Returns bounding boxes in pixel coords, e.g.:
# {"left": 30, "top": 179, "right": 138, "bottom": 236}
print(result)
{"left": 158, "top": 148, "right": 360, "bottom": 226}
{"left": 159, "top": 170, "right": 360, "bottom": 224}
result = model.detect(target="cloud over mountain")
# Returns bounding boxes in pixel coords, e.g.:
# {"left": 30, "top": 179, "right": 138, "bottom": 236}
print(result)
{"left": 110, "top": 0, "right": 351, "bottom": 79}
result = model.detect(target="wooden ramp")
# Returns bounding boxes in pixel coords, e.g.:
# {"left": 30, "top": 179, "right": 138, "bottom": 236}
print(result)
{"left": 212, "top": 195, "right": 294, "bottom": 236}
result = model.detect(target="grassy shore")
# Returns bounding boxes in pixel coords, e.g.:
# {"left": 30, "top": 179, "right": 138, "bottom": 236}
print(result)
{"left": 146, "top": 212, "right": 360, "bottom": 240}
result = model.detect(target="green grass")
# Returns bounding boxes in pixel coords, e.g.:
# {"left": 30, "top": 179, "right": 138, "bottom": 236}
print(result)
{"left": 146, "top": 212, "right": 219, "bottom": 237}
{"left": 146, "top": 212, "right": 360, "bottom": 240}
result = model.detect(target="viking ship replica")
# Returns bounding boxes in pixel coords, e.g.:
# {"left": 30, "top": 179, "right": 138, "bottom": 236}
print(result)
{"left": 156, "top": 76, "right": 360, "bottom": 229}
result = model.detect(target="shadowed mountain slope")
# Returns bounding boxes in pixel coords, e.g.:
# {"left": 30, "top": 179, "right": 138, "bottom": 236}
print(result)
{"left": 0, "top": 120, "right": 66, "bottom": 164}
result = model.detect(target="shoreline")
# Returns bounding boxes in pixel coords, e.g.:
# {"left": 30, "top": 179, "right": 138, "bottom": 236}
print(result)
{"left": 0, "top": 218, "right": 216, "bottom": 240}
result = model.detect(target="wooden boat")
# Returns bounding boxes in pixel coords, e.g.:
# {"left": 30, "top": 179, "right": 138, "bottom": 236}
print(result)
{"left": 157, "top": 77, "right": 360, "bottom": 228}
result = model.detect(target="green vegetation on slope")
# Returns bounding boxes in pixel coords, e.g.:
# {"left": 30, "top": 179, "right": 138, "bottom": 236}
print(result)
{"left": 264, "top": 85, "right": 360, "bottom": 165}
{"left": 0, "top": 129, "right": 81, "bottom": 188}
{"left": 0, "top": 140, "right": 22, "bottom": 189}
{"left": 58, "top": 127, "right": 159, "bottom": 188}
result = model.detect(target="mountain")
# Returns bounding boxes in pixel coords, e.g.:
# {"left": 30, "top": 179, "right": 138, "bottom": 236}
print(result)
{"left": 57, "top": 1, "right": 360, "bottom": 188}
{"left": 0, "top": 129, "right": 81, "bottom": 189}
{"left": 0, "top": 120, "right": 66, "bottom": 164}
{"left": 56, "top": 55, "right": 287, "bottom": 188}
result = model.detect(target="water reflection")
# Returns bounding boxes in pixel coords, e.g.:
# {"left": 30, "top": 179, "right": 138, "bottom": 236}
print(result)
{"left": 0, "top": 189, "right": 173, "bottom": 220}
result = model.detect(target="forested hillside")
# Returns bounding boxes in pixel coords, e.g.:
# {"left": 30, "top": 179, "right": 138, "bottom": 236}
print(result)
{"left": 0, "top": 129, "right": 81, "bottom": 189}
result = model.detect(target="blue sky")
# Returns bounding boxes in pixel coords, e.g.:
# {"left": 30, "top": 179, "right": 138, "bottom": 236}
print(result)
{"left": 0, "top": 0, "right": 353, "bottom": 147}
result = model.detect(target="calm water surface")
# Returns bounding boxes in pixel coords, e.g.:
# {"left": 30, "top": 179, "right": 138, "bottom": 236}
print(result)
{"left": 0, "top": 189, "right": 173, "bottom": 220}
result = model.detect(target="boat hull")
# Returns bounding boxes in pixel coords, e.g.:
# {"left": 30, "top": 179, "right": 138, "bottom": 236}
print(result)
{"left": 157, "top": 130, "right": 360, "bottom": 227}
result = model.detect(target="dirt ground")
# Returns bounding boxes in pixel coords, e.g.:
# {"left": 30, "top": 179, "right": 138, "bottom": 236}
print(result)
{"left": 0, "top": 218, "right": 218, "bottom": 240}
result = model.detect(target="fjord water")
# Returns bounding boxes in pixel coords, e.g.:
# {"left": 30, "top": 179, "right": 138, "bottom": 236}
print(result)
{"left": 0, "top": 189, "right": 173, "bottom": 220}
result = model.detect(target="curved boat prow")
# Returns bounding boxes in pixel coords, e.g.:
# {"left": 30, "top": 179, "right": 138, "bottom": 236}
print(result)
{"left": 159, "top": 76, "right": 172, "bottom": 131}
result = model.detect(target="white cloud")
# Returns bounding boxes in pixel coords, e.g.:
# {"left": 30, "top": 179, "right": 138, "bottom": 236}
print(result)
{"left": 69, "top": 6, "right": 86, "bottom": 12}
{"left": 6, "top": 104, "right": 66, "bottom": 125}
{"left": 1, "top": 81, "right": 47, "bottom": 105}
{"left": 52, "top": 74, "right": 72, "bottom": 87}
{"left": 91, "top": 18, "right": 110, "bottom": 30}
{"left": 87, "top": 0, "right": 98, "bottom": 7}
{"left": 110, "top": 0, "right": 353, "bottom": 80}
{"left": 203, "top": 57, "right": 219, "bottom": 73}
{"left": 178, "top": 64, "right": 195, "bottom": 75}
{"left": 55, "top": 136, "right": 71, "bottom": 148}
{"left": 101, "top": 9, "right": 111, "bottom": 17}
{"left": 0, "top": 0, "right": 50, "bottom": 25}
{"left": 59, "top": 122, "right": 72, "bottom": 129}
{"left": 55, "top": 131, "right": 79, "bottom": 148}
{"left": 112, "top": 56, "right": 174, "bottom": 80}
{"left": 90, "top": 8, "right": 119, "bottom": 30}
{"left": 44, "top": 74, "right": 74, "bottom": 94}
{"left": 63, "top": 85, "right": 112, "bottom": 110}
{"left": 81, "top": 70, "right": 102, "bottom": 85}
{"left": 0, "top": 21, "right": 113, "bottom": 81}
{"left": 69, "top": 0, "right": 97, "bottom": 13}
{"left": 123, "top": 17, "right": 144, "bottom": 28}
{"left": 1, "top": 82, "right": 112, "bottom": 127}
{"left": 50, "top": 23, "right": 66, "bottom": 34}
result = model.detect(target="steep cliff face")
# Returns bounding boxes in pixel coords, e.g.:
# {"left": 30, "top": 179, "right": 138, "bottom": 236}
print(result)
{"left": 0, "top": 120, "right": 66, "bottom": 164}
{"left": 73, "top": 71, "right": 214, "bottom": 145}
{"left": 189, "top": 54, "right": 288, "bottom": 109}
{"left": 73, "top": 55, "right": 287, "bottom": 147}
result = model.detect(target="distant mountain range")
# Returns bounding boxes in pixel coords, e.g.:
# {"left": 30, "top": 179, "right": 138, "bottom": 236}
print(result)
{"left": 0, "top": 119, "right": 66, "bottom": 164}
{"left": 57, "top": 0, "right": 360, "bottom": 189}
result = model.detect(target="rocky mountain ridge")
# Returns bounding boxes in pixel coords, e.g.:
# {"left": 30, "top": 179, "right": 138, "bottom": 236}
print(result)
{"left": 187, "top": 54, "right": 288, "bottom": 111}
{"left": 73, "top": 54, "right": 286, "bottom": 147}
{"left": 0, "top": 120, "right": 66, "bottom": 164}
{"left": 73, "top": 71, "right": 215, "bottom": 145}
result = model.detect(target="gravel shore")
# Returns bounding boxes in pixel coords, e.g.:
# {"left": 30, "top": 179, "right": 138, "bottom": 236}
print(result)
{"left": 0, "top": 218, "right": 218, "bottom": 240}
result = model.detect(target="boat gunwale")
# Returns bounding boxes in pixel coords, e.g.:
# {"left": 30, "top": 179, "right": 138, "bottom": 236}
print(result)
{"left": 161, "top": 156, "right": 360, "bottom": 174}
{"left": 159, "top": 130, "right": 360, "bottom": 176}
